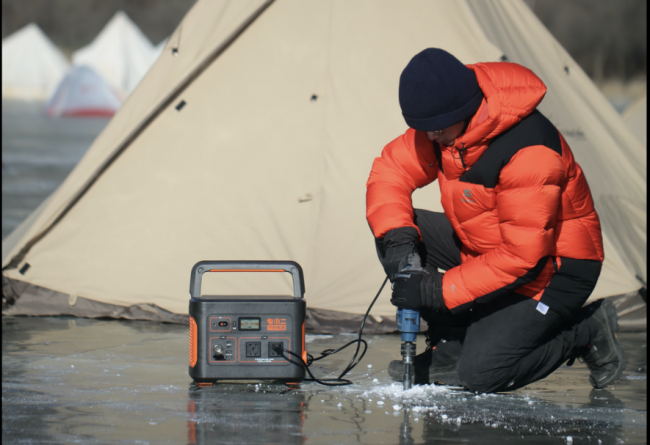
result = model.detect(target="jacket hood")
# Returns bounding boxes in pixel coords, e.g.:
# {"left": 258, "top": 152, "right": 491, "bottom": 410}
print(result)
{"left": 456, "top": 62, "right": 547, "bottom": 148}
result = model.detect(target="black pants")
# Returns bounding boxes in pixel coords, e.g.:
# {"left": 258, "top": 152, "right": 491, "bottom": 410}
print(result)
{"left": 378, "top": 209, "right": 602, "bottom": 393}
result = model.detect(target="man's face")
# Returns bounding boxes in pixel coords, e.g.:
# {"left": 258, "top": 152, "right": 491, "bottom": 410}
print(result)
{"left": 426, "top": 120, "right": 468, "bottom": 146}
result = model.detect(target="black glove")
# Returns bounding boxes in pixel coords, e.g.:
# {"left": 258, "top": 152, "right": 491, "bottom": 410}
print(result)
{"left": 390, "top": 266, "right": 447, "bottom": 312}
{"left": 377, "top": 227, "right": 419, "bottom": 279}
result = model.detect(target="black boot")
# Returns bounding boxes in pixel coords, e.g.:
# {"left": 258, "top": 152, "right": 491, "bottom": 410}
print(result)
{"left": 580, "top": 299, "right": 626, "bottom": 389}
{"left": 388, "top": 326, "right": 465, "bottom": 386}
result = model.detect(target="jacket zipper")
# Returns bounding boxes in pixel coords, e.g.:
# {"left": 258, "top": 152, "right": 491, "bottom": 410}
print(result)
{"left": 457, "top": 142, "right": 467, "bottom": 169}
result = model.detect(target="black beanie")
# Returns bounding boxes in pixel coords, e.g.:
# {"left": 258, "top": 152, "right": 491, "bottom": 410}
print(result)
{"left": 399, "top": 48, "right": 484, "bottom": 132}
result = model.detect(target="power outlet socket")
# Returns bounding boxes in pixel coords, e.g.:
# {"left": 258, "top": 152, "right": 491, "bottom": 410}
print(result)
{"left": 268, "top": 342, "right": 284, "bottom": 357}
{"left": 246, "top": 342, "right": 262, "bottom": 357}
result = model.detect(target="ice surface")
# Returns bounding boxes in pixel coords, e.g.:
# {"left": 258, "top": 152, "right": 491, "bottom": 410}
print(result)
{"left": 2, "top": 316, "right": 647, "bottom": 445}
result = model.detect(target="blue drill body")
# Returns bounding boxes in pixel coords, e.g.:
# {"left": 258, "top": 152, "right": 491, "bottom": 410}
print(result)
{"left": 396, "top": 308, "right": 420, "bottom": 342}
{"left": 395, "top": 253, "right": 422, "bottom": 390}
{"left": 396, "top": 308, "right": 420, "bottom": 390}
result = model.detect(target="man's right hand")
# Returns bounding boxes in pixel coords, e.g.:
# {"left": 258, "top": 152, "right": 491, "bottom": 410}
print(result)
{"left": 378, "top": 227, "right": 419, "bottom": 280}
{"left": 391, "top": 266, "right": 448, "bottom": 312}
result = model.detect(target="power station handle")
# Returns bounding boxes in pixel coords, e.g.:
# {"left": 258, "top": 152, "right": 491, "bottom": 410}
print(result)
{"left": 189, "top": 260, "right": 305, "bottom": 300}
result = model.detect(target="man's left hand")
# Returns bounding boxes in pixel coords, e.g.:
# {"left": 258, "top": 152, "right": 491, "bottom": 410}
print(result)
{"left": 390, "top": 266, "right": 447, "bottom": 312}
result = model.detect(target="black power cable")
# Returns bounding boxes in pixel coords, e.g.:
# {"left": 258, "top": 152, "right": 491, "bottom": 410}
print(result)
{"left": 278, "top": 277, "right": 389, "bottom": 386}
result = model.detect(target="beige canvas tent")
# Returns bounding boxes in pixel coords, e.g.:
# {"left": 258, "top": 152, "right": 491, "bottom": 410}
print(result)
{"left": 2, "top": 0, "right": 646, "bottom": 332}
{"left": 623, "top": 95, "right": 647, "bottom": 146}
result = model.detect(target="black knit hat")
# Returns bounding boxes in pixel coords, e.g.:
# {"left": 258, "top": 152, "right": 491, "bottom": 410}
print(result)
{"left": 399, "top": 48, "right": 484, "bottom": 132}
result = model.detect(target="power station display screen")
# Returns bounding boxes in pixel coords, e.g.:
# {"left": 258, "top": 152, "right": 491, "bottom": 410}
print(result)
{"left": 238, "top": 317, "right": 260, "bottom": 331}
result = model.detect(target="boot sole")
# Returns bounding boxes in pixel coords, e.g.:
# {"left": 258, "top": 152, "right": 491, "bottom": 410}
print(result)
{"left": 589, "top": 299, "right": 626, "bottom": 389}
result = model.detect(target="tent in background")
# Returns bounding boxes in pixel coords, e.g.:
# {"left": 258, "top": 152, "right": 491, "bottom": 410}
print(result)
{"left": 44, "top": 66, "right": 122, "bottom": 117}
{"left": 623, "top": 95, "right": 647, "bottom": 146}
{"left": 2, "top": 0, "right": 646, "bottom": 332}
{"left": 2, "top": 23, "right": 70, "bottom": 101}
{"left": 72, "top": 11, "right": 157, "bottom": 97}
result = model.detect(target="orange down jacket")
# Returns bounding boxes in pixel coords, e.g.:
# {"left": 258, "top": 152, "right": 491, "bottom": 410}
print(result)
{"left": 366, "top": 62, "right": 604, "bottom": 312}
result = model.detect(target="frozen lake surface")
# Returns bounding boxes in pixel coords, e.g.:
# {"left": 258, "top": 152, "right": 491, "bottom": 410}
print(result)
{"left": 2, "top": 316, "right": 646, "bottom": 444}
{"left": 2, "top": 100, "right": 110, "bottom": 240}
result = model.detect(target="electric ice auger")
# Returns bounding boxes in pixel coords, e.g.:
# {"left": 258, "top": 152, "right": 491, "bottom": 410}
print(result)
{"left": 396, "top": 308, "right": 420, "bottom": 390}
{"left": 395, "top": 252, "right": 423, "bottom": 390}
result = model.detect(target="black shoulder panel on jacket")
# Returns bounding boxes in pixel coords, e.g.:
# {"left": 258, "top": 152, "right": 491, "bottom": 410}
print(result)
{"left": 459, "top": 110, "right": 562, "bottom": 189}
{"left": 433, "top": 142, "right": 444, "bottom": 174}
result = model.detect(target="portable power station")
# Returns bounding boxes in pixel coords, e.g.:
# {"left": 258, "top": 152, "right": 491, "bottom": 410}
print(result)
{"left": 188, "top": 260, "right": 307, "bottom": 383}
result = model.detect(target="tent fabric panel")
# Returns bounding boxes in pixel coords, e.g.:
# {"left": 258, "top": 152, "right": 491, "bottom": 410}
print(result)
{"left": 2, "top": 0, "right": 332, "bottom": 313}
{"left": 3, "top": 276, "right": 643, "bottom": 332}
{"left": 1, "top": 0, "right": 268, "bottom": 271}
{"left": 2, "top": 276, "right": 193, "bottom": 324}
{"left": 1, "top": 277, "right": 399, "bottom": 334}
{"left": 623, "top": 95, "right": 647, "bottom": 145}
{"left": 2, "top": 196, "right": 52, "bottom": 265}
{"left": 609, "top": 290, "right": 647, "bottom": 332}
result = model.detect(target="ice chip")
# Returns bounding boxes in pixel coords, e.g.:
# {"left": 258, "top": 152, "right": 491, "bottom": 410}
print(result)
{"left": 373, "top": 378, "right": 379, "bottom": 383}
{"left": 441, "top": 414, "right": 448, "bottom": 420}
{"left": 392, "top": 404, "right": 401, "bottom": 411}
{"left": 566, "top": 436, "right": 573, "bottom": 443}
{"left": 367, "top": 364, "right": 372, "bottom": 368}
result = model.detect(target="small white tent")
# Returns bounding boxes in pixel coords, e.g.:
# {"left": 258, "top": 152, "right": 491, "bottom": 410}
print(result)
{"left": 72, "top": 11, "right": 157, "bottom": 97}
{"left": 44, "top": 66, "right": 122, "bottom": 117}
{"left": 2, "top": 23, "right": 70, "bottom": 101}
{"left": 623, "top": 95, "right": 647, "bottom": 146}
{"left": 2, "top": 0, "right": 646, "bottom": 331}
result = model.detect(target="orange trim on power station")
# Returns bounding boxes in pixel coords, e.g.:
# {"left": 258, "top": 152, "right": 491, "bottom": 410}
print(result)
{"left": 208, "top": 269, "right": 285, "bottom": 273}
{"left": 302, "top": 321, "right": 307, "bottom": 364}
{"left": 189, "top": 316, "right": 197, "bottom": 367}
